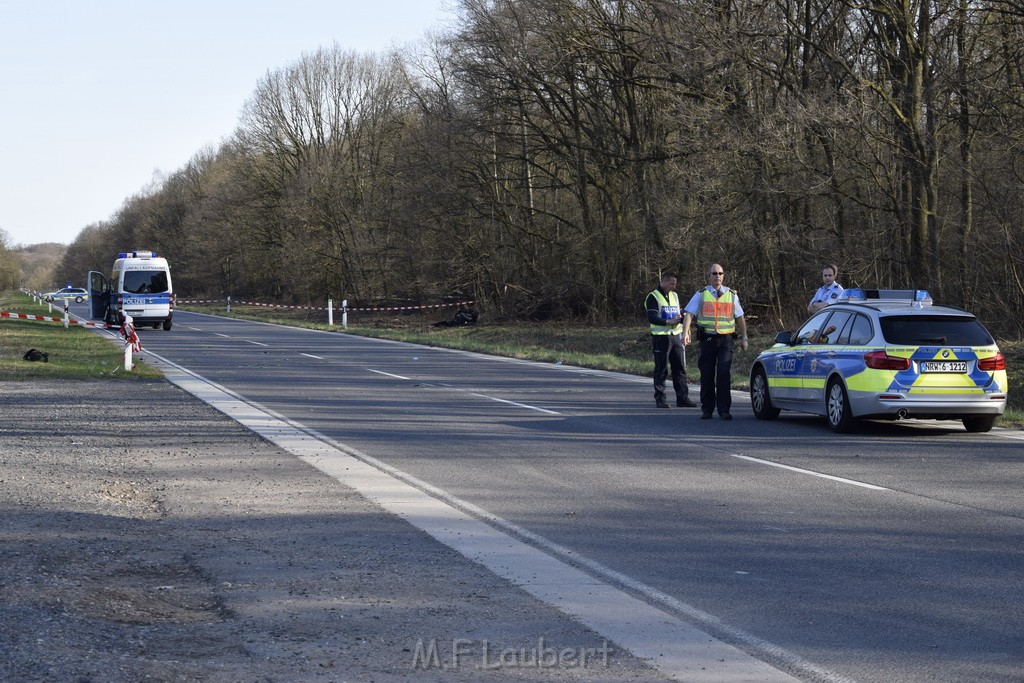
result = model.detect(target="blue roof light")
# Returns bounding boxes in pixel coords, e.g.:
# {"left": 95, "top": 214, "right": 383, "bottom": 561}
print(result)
{"left": 836, "top": 288, "right": 932, "bottom": 304}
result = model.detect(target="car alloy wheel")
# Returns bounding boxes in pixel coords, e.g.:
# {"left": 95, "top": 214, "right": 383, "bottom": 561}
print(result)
{"left": 750, "top": 368, "right": 780, "bottom": 420}
{"left": 826, "top": 378, "right": 856, "bottom": 433}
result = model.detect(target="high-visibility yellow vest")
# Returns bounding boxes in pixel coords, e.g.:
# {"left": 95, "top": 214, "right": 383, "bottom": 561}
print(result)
{"left": 696, "top": 288, "right": 736, "bottom": 334}
{"left": 648, "top": 289, "right": 682, "bottom": 335}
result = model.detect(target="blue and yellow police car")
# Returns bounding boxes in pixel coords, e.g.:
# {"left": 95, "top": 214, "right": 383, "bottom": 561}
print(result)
{"left": 749, "top": 289, "right": 1008, "bottom": 433}
{"left": 43, "top": 286, "right": 89, "bottom": 303}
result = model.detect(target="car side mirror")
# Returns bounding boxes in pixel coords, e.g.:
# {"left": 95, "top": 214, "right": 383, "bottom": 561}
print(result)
{"left": 775, "top": 330, "right": 792, "bottom": 345}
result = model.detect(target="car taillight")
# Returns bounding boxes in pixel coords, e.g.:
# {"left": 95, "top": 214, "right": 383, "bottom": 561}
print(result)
{"left": 978, "top": 353, "right": 1006, "bottom": 371}
{"left": 169, "top": 291, "right": 174, "bottom": 310}
{"left": 864, "top": 350, "right": 911, "bottom": 371}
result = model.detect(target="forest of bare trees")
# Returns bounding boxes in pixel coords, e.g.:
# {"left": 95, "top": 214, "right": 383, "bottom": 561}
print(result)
{"left": 52, "top": 0, "right": 1024, "bottom": 334}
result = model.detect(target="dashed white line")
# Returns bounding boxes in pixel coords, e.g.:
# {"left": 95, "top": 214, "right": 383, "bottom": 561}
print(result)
{"left": 368, "top": 370, "right": 559, "bottom": 415}
{"left": 730, "top": 454, "right": 890, "bottom": 491}
{"left": 244, "top": 340, "right": 269, "bottom": 347}
{"left": 467, "top": 392, "right": 561, "bottom": 415}
{"left": 367, "top": 368, "right": 410, "bottom": 380}
{"left": 300, "top": 353, "right": 323, "bottom": 360}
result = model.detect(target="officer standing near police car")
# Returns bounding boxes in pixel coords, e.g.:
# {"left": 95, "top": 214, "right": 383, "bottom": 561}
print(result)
{"left": 645, "top": 272, "right": 696, "bottom": 409}
{"left": 807, "top": 263, "right": 843, "bottom": 314}
{"left": 682, "top": 264, "right": 748, "bottom": 420}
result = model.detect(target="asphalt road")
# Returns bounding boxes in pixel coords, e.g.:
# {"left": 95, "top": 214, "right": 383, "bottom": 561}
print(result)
{"left": 91, "top": 306, "right": 1024, "bottom": 681}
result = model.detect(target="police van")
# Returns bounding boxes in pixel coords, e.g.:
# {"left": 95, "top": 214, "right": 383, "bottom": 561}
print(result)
{"left": 89, "top": 251, "right": 174, "bottom": 330}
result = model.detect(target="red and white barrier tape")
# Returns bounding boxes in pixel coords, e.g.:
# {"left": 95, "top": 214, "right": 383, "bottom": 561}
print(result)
{"left": 0, "top": 311, "right": 116, "bottom": 328}
{"left": 175, "top": 299, "right": 475, "bottom": 313}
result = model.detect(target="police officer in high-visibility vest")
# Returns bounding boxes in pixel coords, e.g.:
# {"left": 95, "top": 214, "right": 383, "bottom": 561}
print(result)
{"left": 645, "top": 272, "right": 696, "bottom": 409}
{"left": 682, "top": 264, "right": 749, "bottom": 420}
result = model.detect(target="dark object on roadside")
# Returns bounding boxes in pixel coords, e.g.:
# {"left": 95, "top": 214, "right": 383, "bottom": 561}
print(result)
{"left": 434, "top": 308, "right": 479, "bottom": 328}
{"left": 23, "top": 349, "right": 49, "bottom": 362}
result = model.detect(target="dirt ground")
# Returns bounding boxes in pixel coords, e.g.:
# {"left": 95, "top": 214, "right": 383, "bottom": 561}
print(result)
{"left": 0, "top": 379, "right": 670, "bottom": 682}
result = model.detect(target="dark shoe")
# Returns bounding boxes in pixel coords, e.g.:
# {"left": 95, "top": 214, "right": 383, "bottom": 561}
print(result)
{"left": 677, "top": 399, "right": 698, "bottom": 408}
{"left": 721, "top": 413, "right": 733, "bottom": 420}
{"left": 700, "top": 412, "right": 713, "bottom": 420}
{"left": 656, "top": 399, "right": 671, "bottom": 409}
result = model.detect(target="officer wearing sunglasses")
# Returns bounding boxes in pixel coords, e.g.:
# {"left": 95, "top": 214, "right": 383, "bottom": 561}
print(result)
{"left": 682, "top": 264, "right": 748, "bottom": 420}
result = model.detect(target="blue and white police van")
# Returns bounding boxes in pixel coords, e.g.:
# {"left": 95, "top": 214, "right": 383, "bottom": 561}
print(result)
{"left": 89, "top": 251, "right": 174, "bottom": 330}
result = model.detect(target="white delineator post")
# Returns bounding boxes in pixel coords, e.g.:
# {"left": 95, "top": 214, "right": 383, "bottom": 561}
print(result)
{"left": 328, "top": 298, "right": 334, "bottom": 326}
{"left": 342, "top": 299, "right": 348, "bottom": 329}
{"left": 120, "top": 314, "right": 141, "bottom": 371}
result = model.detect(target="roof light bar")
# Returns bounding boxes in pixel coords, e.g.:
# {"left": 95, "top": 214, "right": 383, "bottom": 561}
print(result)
{"left": 117, "top": 251, "right": 157, "bottom": 258}
{"left": 838, "top": 288, "right": 932, "bottom": 304}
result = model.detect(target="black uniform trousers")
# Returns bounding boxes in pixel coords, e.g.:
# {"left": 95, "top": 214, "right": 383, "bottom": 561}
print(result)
{"left": 651, "top": 333, "right": 689, "bottom": 403}
{"left": 697, "top": 333, "right": 734, "bottom": 415}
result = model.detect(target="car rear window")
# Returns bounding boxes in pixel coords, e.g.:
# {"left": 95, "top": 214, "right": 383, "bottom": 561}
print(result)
{"left": 879, "top": 315, "right": 994, "bottom": 346}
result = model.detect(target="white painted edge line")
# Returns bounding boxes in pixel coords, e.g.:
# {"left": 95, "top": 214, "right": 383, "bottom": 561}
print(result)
{"left": 730, "top": 454, "right": 890, "bottom": 491}
{"left": 137, "top": 348, "right": 846, "bottom": 683}
{"left": 300, "top": 353, "right": 324, "bottom": 360}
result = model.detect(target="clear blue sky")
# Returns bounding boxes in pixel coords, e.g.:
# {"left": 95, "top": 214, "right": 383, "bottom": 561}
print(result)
{"left": 0, "top": 0, "right": 452, "bottom": 247}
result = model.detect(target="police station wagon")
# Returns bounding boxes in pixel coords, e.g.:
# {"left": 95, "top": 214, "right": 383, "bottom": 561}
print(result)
{"left": 749, "top": 290, "right": 1008, "bottom": 433}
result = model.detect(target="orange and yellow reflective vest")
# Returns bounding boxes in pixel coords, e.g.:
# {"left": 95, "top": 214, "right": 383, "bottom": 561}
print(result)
{"left": 696, "top": 288, "right": 736, "bottom": 335}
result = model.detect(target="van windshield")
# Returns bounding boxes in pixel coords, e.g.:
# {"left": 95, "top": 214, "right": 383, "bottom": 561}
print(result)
{"left": 124, "top": 270, "right": 169, "bottom": 294}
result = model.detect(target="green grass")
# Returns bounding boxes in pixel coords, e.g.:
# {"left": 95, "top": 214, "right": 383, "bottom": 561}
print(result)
{"left": 0, "top": 291, "right": 162, "bottom": 380}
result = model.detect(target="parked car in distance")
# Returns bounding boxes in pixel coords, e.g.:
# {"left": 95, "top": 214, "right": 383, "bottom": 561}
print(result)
{"left": 749, "top": 289, "right": 1007, "bottom": 433}
{"left": 43, "top": 286, "right": 89, "bottom": 303}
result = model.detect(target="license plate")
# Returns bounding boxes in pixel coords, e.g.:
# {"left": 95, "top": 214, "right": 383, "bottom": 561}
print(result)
{"left": 921, "top": 361, "right": 968, "bottom": 373}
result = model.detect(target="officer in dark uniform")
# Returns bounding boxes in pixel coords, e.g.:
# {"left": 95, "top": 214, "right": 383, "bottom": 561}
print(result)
{"left": 645, "top": 272, "right": 695, "bottom": 409}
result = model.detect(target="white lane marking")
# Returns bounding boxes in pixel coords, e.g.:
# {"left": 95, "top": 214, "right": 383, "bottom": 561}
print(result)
{"left": 730, "top": 454, "right": 890, "bottom": 491}
{"left": 214, "top": 333, "right": 230, "bottom": 338}
{"left": 188, "top": 327, "right": 203, "bottom": 331}
{"left": 467, "top": 392, "right": 561, "bottom": 415}
{"left": 368, "top": 371, "right": 561, "bottom": 415}
{"left": 140, "top": 349, "right": 835, "bottom": 683}
{"left": 367, "top": 368, "right": 409, "bottom": 380}
{"left": 245, "top": 340, "right": 269, "bottom": 347}
{"left": 300, "top": 353, "right": 323, "bottom": 360}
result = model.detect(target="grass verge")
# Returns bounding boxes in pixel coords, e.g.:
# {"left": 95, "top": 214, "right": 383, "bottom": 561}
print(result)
{"left": 179, "top": 301, "right": 1021, "bottom": 428}
{"left": 0, "top": 291, "right": 162, "bottom": 380}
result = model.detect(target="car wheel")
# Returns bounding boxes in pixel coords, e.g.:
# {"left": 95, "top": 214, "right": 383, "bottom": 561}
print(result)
{"left": 750, "top": 367, "right": 781, "bottom": 420}
{"left": 75, "top": 296, "right": 84, "bottom": 303}
{"left": 962, "top": 415, "right": 996, "bottom": 433}
{"left": 826, "top": 378, "right": 856, "bottom": 433}
{"left": 162, "top": 320, "right": 172, "bottom": 331}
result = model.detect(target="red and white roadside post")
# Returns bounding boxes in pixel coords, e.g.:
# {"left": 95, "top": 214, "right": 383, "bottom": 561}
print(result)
{"left": 119, "top": 314, "right": 142, "bottom": 371}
